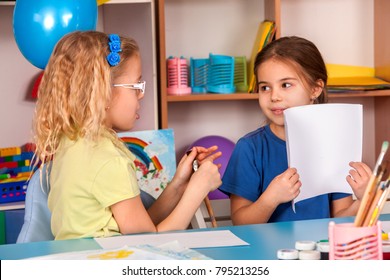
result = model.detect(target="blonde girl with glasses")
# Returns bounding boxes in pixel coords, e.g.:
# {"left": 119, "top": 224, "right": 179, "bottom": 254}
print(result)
{"left": 33, "top": 31, "right": 222, "bottom": 240}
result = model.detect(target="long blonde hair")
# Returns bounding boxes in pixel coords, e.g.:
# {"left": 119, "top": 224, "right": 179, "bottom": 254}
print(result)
{"left": 33, "top": 31, "right": 140, "bottom": 165}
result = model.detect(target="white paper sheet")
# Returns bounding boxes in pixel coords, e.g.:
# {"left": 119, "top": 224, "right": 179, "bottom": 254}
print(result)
{"left": 95, "top": 230, "right": 249, "bottom": 250}
{"left": 284, "top": 103, "right": 363, "bottom": 209}
{"left": 27, "top": 241, "right": 212, "bottom": 260}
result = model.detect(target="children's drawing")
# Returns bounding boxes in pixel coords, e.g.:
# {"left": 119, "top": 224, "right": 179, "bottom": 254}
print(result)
{"left": 118, "top": 129, "right": 176, "bottom": 199}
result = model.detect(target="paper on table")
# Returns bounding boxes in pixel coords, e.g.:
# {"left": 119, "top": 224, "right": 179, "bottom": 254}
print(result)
{"left": 28, "top": 241, "right": 212, "bottom": 260}
{"left": 95, "top": 230, "right": 249, "bottom": 250}
{"left": 284, "top": 103, "right": 363, "bottom": 210}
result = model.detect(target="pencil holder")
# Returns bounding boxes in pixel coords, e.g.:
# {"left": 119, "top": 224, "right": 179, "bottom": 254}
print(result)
{"left": 328, "top": 221, "right": 383, "bottom": 260}
{"left": 190, "top": 57, "right": 209, "bottom": 93}
{"left": 234, "top": 56, "right": 248, "bottom": 92}
{"left": 166, "top": 56, "right": 191, "bottom": 96}
{"left": 207, "top": 53, "right": 236, "bottom": 94}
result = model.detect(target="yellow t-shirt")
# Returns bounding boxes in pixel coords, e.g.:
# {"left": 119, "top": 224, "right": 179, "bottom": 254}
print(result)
{"left": 48, "top": 135, "right": 139, "bottom": 240}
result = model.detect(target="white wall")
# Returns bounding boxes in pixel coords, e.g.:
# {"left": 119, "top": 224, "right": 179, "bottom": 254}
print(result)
{"left": 281, "top": 0, "right": 374, "bottom": 67}
{"left": 0, "top": 6, "right": 40, "bottom": 147}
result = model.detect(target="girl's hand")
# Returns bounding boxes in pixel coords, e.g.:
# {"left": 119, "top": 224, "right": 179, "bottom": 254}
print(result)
{"left": 264, "top": 167, "right": 301, "bottom": 205}
{"left": 171, "top": 148, "right": 199, "bottom": 188}
{"left": 193, "top": 145, "right": 222, "bottom": 168}
{"left": 171, "top": 146, "right": 222, "bottom": 187}
{"left": 171, "top": 146, "right": 222, "bottom": 191}
{"left": 189, "top": 160, "right": 222, "bottom": 194}
{"left": 346, "top": 161, "right": 372, "bottom": 201}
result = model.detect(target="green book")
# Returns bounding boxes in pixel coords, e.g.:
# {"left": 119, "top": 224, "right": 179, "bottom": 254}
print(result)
{"left": 0, "top": 211, "right": 5, "bottom": 245}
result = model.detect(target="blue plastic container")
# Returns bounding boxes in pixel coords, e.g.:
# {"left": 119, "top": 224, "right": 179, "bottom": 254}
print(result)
{"left": 0, "top": 180, "right": 28, "bottom": 203}
{"left": 190, "top": 57, "right": 209, "bottom": 93}
{"left": 207, "top": 54, "right": 236, "bottom": 94}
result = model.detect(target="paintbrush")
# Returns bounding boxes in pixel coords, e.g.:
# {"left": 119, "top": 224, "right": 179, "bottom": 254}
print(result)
{"left": 368, "top": 179, "right": 390, "bottom": 226}
{"left": 354, "top": 141, "right": 389, "bottom": 227}
{"left": 362, "top": 162, "right": 388, "bottom": 226}
{"left": 186, "top": 149, "right": 218, "bottom": 228}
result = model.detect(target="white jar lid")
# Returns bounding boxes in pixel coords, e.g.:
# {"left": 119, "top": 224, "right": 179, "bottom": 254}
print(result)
{"left": 299, "top": 250, "right": 321, "bottom": 260}
{"left": 277, "top": 249, "right": 299, "bottom": 260}
{"left": 316, "top": 241, "right": 329, "bottom": 253}
{"left": 295, "top": 240, "right": 316, "bottom": 251}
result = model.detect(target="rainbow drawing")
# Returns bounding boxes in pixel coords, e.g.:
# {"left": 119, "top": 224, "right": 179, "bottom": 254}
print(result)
{"left": 121, "top": 137, "right": 163, "bottom": 171}
{"left": 118, "top": 129, "right": 176, "bottom": 199}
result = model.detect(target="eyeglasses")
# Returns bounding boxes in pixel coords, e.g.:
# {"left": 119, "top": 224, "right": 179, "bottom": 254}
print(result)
{"left": 113, "top": 81, "right": 146, "bottom": 96}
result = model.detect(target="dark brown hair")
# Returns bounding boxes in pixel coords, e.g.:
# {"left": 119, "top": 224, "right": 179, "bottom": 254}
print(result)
{"left": 254, "top": 36, "right": 328, "bottom": 104}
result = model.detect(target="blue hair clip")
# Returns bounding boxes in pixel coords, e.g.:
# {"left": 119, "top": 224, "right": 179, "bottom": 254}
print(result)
{"left": 106, "top": 34, "right": 122, "bottom": 67}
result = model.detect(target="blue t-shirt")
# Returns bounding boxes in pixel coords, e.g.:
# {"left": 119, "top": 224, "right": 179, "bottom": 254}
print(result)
{"left": 220, "top": 125, "right": 350, "bottom": 223}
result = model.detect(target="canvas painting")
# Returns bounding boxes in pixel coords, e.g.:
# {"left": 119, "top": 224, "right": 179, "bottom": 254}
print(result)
{"left": 117, "top": 129, "right": 176, "bottom": 199}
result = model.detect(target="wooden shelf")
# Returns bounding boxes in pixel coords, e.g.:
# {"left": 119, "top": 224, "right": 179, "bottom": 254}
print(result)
{"left": 167, "top": 93, "right": 257, "bottom": 102}
{"left": 106, "top": 0, "right": 152, "bottom": 3}
{"left": 0, "top": 1, "right": 15, "bottom": 6}
{"left": 328, "top": 89, "right": 390, "bottom": 98}
{"left": 0, "top": 201, "right": 25, "bottom": 211}
{"left": 166, "top": 89, "right": 390, "bottom": 103}
{"left": 0, "top": 0, "right": 152, "bottom": 5}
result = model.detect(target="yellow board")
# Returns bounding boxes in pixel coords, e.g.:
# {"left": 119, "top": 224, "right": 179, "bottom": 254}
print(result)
{"left": 97, "top": 0, "right": 110, "bottom": 6}
{"left": 328, "top": 76, "right": 390, "bottom": 86}
{"left": 326, "top": 63, "right": 374, "bottom": 78}
{"left": 248, "top": 21, "right": 275, "bottom": 93}
{"left": 326, "top": 64, "right": 390, "bottom": 86}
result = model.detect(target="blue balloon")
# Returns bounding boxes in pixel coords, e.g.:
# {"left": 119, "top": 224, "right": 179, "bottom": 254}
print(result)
{"left": 13, "top": 0, "right": 97, "bottom": 69}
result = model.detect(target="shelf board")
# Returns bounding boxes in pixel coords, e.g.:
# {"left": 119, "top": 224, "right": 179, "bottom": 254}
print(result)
{"left": 0, "top": 201, "right": 25, "bottom": 211}
{"left": 0, "top": 0, "right": 151, "bottom": 6}
{"left": 167, "top": 93, "right": 257, "bottom": 102}
{"left": 0, "top": 1, "right": 15, "bottom": 6}
{"left": 166, "top": 89, "right": 390, "bottom": 102}
{"left": 328, "top": 89, "right": 390, "bottom": 98}
{"left": 107, "top": 0, "right": 152, "bottom": 3}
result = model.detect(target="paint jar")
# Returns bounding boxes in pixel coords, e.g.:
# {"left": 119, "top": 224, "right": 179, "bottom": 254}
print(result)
{"left": 277, "top": 249, "right": 299, "bottom": 260}
{"left": 383, "top": 240, "right": 390, "bottom": 260}
{"left": 295, "top": 240, "right": 316, "bottom": 251}
{"left": 316, "top": 241, "right": 329, "bottom": 260}
{"left": 298, "top": 250, "right": 321, "bottom": 260}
